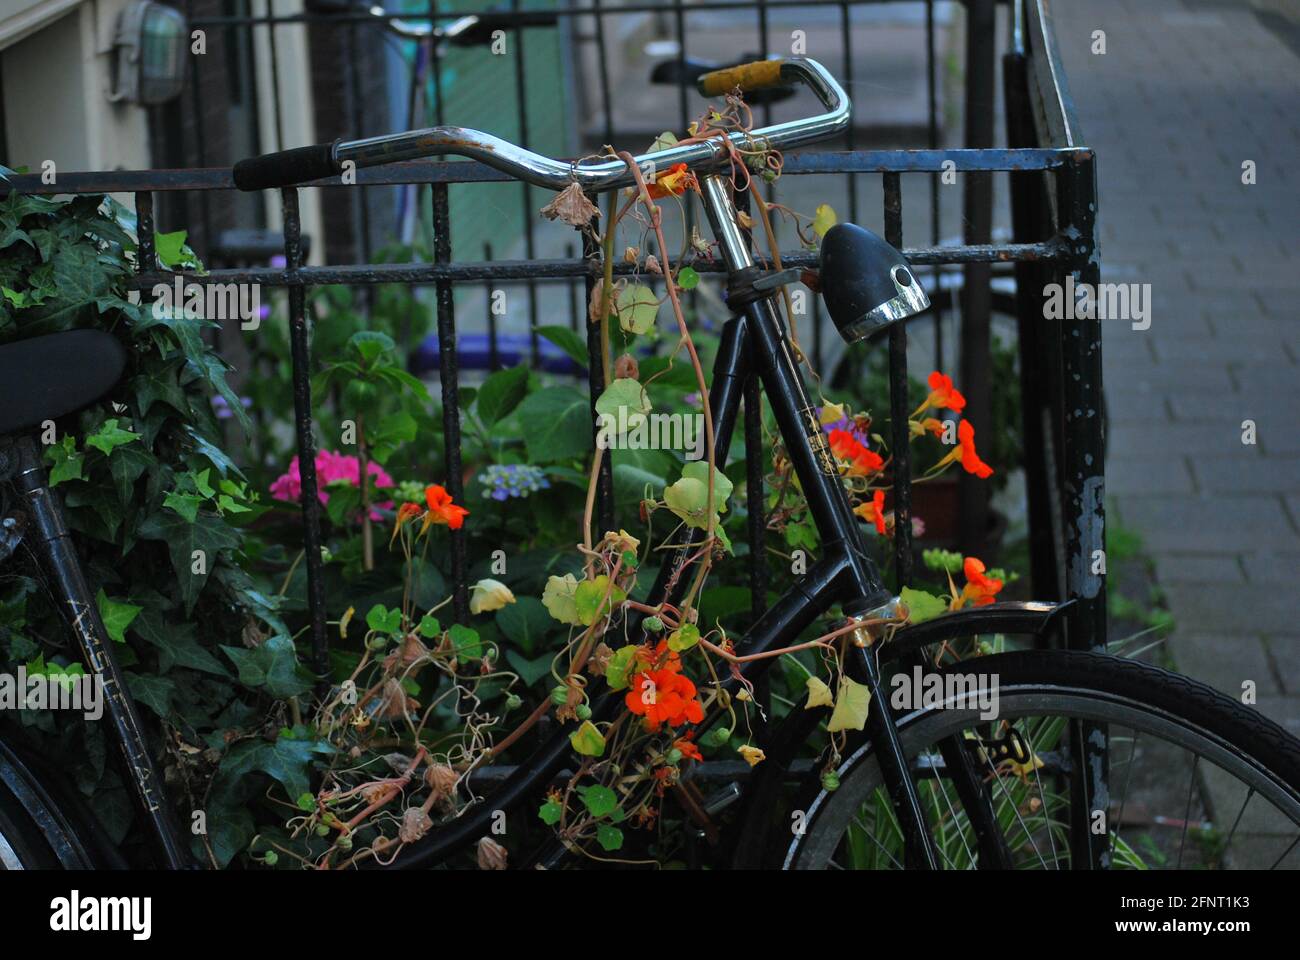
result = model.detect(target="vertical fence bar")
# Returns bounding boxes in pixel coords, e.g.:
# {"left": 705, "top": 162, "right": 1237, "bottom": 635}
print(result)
{"left": 1058, "top": 153, "right": 1109, "bottom": 869}
{"left": 280, "top": 188, "right": 329, "bottom": 679}
{"left": 840, "top": 0, "right": 858, "bottom": 223}
{"left": 511, "top": 0, "right": 540, "bottom": 367}
{"left": 432, "top": 182, "right": 470, "bottom": 622}
{"left": 926, "top": 0, "right": 943, "bottom": 372}
{"left": 883, "top": 173, "right": 912, "bottom": 589}
{"left": 958, "top": 0, "right": 996, "bottom": 557}
{"left": 1003, "top": 40, "right": 1063, "bottom": 615}
{"left": 591, "top": 0, "right": 615, "bottom": 143}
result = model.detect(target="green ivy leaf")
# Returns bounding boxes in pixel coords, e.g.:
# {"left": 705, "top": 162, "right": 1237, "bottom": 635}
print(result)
{"left": 85, "top": 418, "right": 139, "bottom": 456}
{"left": 217, "top": 730, "right": 334, "bottom": 799}
{"left": 46, "top": 435, "right": 83, "bottom": 486}
{"left": 219, "top": 635, "right": 314, "bottom": 699}
{"left": 495, "top": 596, "right": 552, "bottom": 656}
{"left": 135, "top": 510, "right": 241, "bottom": 614}
{"left": 95, "top": 589, "right": 141, "bottom": 645}
{"left": 505, "top": 649, "right": 553, "bottom": 687}
{"left": 125, "top": 672, "right": 175, "bottom": 717}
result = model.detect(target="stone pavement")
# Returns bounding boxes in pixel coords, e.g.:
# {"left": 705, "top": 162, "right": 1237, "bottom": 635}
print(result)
{"left": 1050, "top": 0, "right": 1299, "bottom": 863}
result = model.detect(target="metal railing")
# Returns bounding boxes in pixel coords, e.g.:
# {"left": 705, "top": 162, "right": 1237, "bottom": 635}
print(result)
{"left": 2, "top": 0, "right": 1103, "bottom": 696}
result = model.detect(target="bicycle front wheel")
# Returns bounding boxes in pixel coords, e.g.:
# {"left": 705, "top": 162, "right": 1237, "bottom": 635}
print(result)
{"left": 780, "top": 650, "right": 1300, "bottom": 870}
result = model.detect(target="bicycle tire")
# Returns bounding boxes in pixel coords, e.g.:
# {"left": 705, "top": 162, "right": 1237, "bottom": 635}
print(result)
{"left": 745, "top": 650, "right": 1300, "bottom": 870}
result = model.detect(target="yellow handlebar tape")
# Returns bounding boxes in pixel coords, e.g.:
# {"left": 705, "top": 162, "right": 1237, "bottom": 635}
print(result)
{"left": 697, "top": 59, "right": 786, "bottom": 97}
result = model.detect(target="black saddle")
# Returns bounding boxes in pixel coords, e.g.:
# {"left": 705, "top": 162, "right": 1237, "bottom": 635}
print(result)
{"left": 0, "top": 330, "right": 127, "bottom": 436}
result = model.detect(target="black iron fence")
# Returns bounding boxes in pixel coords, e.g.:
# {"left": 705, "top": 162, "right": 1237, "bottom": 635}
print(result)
{"left": 2, "top": 1, "right": 1103, "bottom": 687}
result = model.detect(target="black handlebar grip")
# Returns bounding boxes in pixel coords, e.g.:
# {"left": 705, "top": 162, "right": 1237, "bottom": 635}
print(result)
{"left": 232, "top": 140, "right": 342, "bottom": 191}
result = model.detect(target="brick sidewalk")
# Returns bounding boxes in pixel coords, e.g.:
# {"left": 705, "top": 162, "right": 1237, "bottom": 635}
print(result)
{"left": 1051, "top": 0, "right": 1299, "bottom": 865}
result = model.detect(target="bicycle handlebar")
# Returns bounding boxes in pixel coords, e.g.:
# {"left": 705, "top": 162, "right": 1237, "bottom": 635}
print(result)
{"left": 233, "top": 57, "right": 848, "bottom": 192}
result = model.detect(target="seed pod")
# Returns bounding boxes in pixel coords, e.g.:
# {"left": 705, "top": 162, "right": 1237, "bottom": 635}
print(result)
{"left": 614, "top": 353, "right": 639, "bottom": 381}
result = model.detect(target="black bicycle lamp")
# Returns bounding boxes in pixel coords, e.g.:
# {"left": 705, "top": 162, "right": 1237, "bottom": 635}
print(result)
{"left": 819, "top": 223, "right": 930, "bottom": 344}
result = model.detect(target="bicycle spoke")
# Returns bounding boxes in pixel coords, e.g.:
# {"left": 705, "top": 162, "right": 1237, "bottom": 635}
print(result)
{"left": 1176, "top": 754, "right": 1201, "bottom": 870}
{"left": 1110, "top": 729, "right": 1141, "bottom": 861}
{"left": 851, "top": 809, "right": 903, "bottom": 870}
{"left": 1270, "top": 834, "right": 1300, "bottom": 870}
{"left": 930, "top": 766, "right": 976, "bottom": 868}
{"left": 1027, "top": 736, "right": 1061, "bottom": 869}
{"left": 1223, "top": 786, "right": 1254, "bottom": 853}
{"left": 982, "top": 747, "right": 1048, "bottom": 869}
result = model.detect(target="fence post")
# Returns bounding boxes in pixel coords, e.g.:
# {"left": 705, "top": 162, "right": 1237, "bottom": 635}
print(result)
{"left": 281, "top": 188, "right": 330, "bottom": 681}
{"left": 958, "top": 0, "right": 996, "bottom": 557}
{"left": 1058, "top": 150, "right": 1109, "bottom": 868}
{"left": 431, "top": 182, "right": 471, "bottom": 623}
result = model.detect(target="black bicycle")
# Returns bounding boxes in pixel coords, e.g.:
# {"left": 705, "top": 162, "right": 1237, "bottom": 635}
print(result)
{"left": 2, "top": 58, "right": 1298, "bottom": 871}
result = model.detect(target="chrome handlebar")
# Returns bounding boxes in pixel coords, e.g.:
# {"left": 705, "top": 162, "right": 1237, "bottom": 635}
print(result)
{"left": 335, "top": 57, "right": 848, "bottom": 191}
{"left": 234, "top": 58, "right": 848, "bottom": 193}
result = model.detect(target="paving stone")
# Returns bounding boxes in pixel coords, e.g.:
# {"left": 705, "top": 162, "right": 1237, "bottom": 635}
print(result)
{"left": 1191, "top": 455, "right": 1300, "bottom": 493}
{"left": 1152, "top": 553, "right": 1244, "bottom": 583}
{"left": 1111, "top": 495, "right": 1295, "bottom": 552}
{"left": 1168, "top": 633, "right": 1279, "bottom": 698}
{"left": 1105, "top": 456, "right": 1196, "bottom": 495}
{"left": 1240, "top": 552, "right": 1300, "bottom": 584}
{"left": 1263, "top": 637, "right": 1300, "bottom": 696}
{"left": 1163, "top": 581, "right": 1300, "bottom": 633}
{"left": 1107, "top": 422, "right": 1263, "bottom": 459}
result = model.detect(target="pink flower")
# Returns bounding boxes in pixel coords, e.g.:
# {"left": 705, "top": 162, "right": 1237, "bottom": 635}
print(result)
{"left": 271, "top": 450, "right": 394, "bottom": 520}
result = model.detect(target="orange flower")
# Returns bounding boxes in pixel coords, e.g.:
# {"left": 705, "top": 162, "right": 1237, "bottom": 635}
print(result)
{"left": 852, "top": 489, "right": 887, "bottom": 536}
{"left": 956, "top": 556, "right": 1003, "bottom": 608}
{"left": 674, "top": 732, "right": 702, "bottom": 762}
{"left": 390, "top": 501, "right": 423, "bottom": 544}
{"left": 421, "top": 484, "right": 469, "bottom": 533}
{"left": 646, "top": 163, "right": 692, "bottom": 200}
{"left": 828, "top": 429, "right": 884, "bottom": 476}
{"left": 626, "top": 665, "right": 704, "bottom": 730}
{"left": 935, "top": 420, "right": 994, "bottom": 479}
{"left": 913, "top": 370, "right": 966, "bottom": 416}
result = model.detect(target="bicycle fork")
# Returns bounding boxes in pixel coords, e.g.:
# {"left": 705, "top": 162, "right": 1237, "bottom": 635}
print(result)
{"left": 1, "top": 435, "right": 190, "bottom": 868}
{"left": 693, "top": 176, "right": 942, "bottom": 868}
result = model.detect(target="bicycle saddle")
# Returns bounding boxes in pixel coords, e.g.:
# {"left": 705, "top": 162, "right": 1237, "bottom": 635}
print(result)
{"left": 0, "top": 330, "right": 127, "bottom": 436}
{"left": 650, "top": 56, "right": 796, "bottom": 106}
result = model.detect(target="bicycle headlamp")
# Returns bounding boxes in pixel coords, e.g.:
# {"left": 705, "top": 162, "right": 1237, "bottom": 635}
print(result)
{"left": 819, "top": 223, "right": 930, "bottom": 344}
